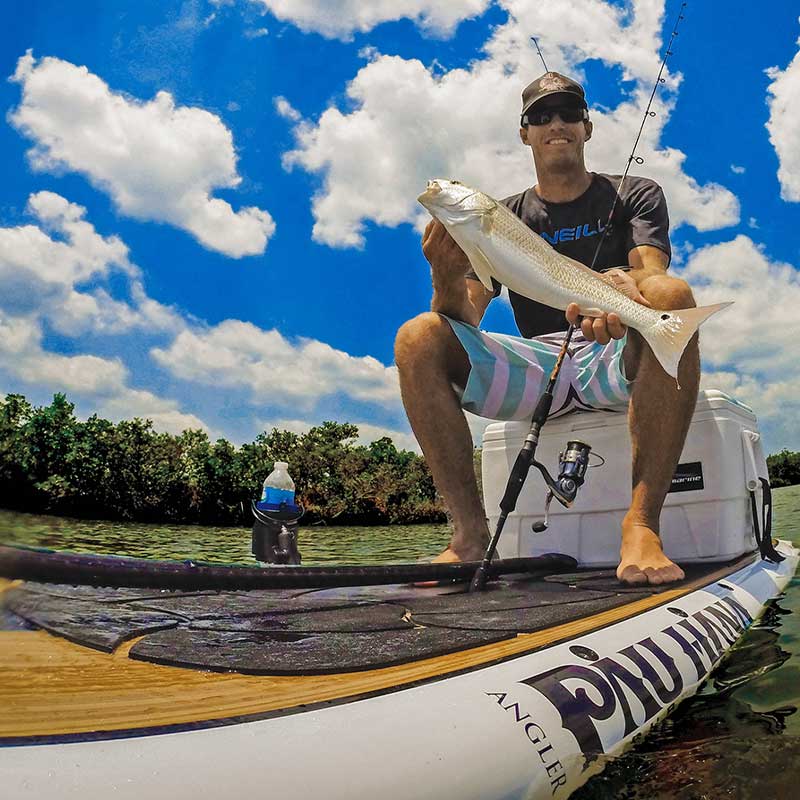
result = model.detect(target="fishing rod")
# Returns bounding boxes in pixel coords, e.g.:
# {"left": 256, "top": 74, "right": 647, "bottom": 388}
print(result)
{"left": 470, "top": 2, "right": 688, "bottom": 592}
{"left": 530, "top": 36, "right": 549, "bottom": 72}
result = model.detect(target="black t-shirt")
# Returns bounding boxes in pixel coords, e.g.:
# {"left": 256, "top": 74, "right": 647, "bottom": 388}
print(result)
{"left": 468, "top": 173, "right": 671, "bottom": 337}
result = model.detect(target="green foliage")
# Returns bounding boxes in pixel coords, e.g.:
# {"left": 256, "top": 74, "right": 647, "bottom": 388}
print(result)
{"left": 767, "top": 450, "right": 800, "bottom": 488}
{"left": 0, "top": 393, "right": 445, "bottom": 526}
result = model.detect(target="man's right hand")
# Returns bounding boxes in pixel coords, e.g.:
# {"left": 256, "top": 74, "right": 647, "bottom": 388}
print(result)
{"left": 422, "top": 219, "right": 470, "bottom": 282}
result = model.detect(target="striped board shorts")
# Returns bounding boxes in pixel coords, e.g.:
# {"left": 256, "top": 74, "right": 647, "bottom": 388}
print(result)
{"left": 445, "top": 316, "right": 631, "bottom": 420}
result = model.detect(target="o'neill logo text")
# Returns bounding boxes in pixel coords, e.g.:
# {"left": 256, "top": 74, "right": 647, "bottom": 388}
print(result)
{"left": 522, "top": 595, "right": 751, "bottom": 766}
{"left": 540, "top": 220, "right": 606, "bottom": 246}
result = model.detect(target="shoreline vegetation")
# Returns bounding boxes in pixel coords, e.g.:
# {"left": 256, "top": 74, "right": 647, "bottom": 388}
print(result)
{"left": 767, "top": 449, "right": 800, "bottom": 488}
{"left": 0, "top": 393, "right": 450, "bottom": 526}
{"left": 1, "top": 393, "right": 797, "bottom": 528}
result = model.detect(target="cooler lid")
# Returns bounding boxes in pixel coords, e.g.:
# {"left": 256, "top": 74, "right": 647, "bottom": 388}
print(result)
{"left": 694, "top": 388, "right": 756, "bottom": 419}
{"left": 481, "top": 388, "right": 755, "bottom": 444}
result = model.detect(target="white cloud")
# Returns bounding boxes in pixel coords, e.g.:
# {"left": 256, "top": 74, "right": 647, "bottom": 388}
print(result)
{"left": 274, "top": 96, "right": 301, "bottom": 122}
{"left": 96, "top": 388, "right": 210, "bottom": 436}
{"left": 700, "top": 371, "right": 800, "bottom": 455}
{"left": 261, "top": 409, "right": 491, "bottom": 452}
{"left": 491, "top": 0, "right": 666, "bottom": 85}
{"left": 675, "top": 235, "right": 799, "bottom": 376}
{"left": 251, "top": 0, "right": 490, "bottom": 40}
{"left": 674, "top": 235, "right": 800, "bottom": 450}
{"left": 263, "top": 417, "right": 421, "bottom": 452}
{"left": 0, "top": 313, "right": 127, "bottom": 395}
{"left": 0, "top": 192, "right": 207, "bottom": 435}
{"left": 0, "top": 191, "right": 183, "bottom": 337}
{"left": 0, "top": 312, "right": 208, "bottom": 436}
{"left": 1, "top": 190, "right": 413, "bottom": 444}
{"left": 766, "top": 29, "right": 800, "bottom": 201}
{"left": 151, "top": 319, "right": 400, "bottom": 410}
{"left": 730, "top": 164, "right": 746, "bottom": 174}
{"left": 10, "top": 52, "right": 275, "bottom": 258}
{"left": 1, "top": 191, "right": 130, "bottom": 286}
{"left": 281, "top": 0, "right": 739, "bottom": 248}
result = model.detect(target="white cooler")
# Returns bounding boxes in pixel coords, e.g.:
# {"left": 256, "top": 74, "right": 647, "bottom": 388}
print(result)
{"left": 481, "top": 389, "right": 767, "bottom": 567}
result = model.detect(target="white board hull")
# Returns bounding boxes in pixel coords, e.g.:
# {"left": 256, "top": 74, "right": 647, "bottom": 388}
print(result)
{"left": 1, "top": 542, "right": 797, "bottom": 800}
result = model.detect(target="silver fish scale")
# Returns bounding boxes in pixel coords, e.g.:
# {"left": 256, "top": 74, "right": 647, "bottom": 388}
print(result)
{"left": 488, "top": 199, "right": 660, "bottom": 331}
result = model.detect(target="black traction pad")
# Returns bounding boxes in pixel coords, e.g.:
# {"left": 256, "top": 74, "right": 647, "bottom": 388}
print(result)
{"left": 0, "top": 572, "right": 690, "bottom": 673}
{"left": 543, "top": 560, "right": 739, "bottom": 593}
{"left": 4, "top": 588, "right": 180, "bottom": 652}
{"left": 402, "top": 580, "right": 618, "bottom": 612}
{"left": 189, "top": 603, "right": 411, "bottom": 634}
{"left": 129, "top": 626, "right": 514, "bottom": 674}
{"left": 411, "top": 592, "right": 647, "bottom": 632}
{"left": 128, "top": 591, "right": 374, "bottom": 620}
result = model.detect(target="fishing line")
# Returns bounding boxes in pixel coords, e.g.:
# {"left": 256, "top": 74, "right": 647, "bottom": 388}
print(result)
{"left": 470, "top": 2, "right": 689, "bottom": 592}
{"left": 588, "top": 0, "right": 687, "bottom": 271}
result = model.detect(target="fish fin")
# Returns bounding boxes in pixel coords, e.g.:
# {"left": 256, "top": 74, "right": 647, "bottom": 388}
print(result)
{"left": 447, "top": 202, "right": 497, "bottom": 227}
{"left": 640, "top": 302, "right": 733, "bottom": 384}
{"left": 446, "top": 212, "right": 478, "bottom": 225}
{"left": 465, "top": 245, "right": 496, "bottom": 292}
{"left": 480, "top": 204, "right": 498, "bottom": 235}
{"left": 578, "top": 306, "right": 605, "bottom": 318}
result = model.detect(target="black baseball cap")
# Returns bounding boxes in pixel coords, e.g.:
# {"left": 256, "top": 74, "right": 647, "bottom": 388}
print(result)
{"left": 520, "top": 72, "right": 587, "bottom": 119}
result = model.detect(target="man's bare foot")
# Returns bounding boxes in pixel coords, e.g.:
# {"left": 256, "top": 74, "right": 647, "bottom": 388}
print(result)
{"left": 414, "top": 541, "right": 487, "bottom": 587}
{"left": 617, "top": 519, "right": 685, "bottom": 586}
{"left": 432, "top": 541, "right": 487, "bottom": 563}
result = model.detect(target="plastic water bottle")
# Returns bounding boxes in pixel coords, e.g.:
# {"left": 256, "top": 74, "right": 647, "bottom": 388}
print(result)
{"left": 260, "top": 461, "right": 296, "bottom": 510}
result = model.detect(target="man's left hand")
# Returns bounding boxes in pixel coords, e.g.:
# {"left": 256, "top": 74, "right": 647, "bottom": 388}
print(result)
{"left": 565, "top": 269, "right": 652, "bottom": 345}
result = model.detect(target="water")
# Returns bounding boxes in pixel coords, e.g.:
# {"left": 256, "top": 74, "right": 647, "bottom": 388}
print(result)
{"left": 2, "top": 486, "right": 799, "bottom": 797}
{"left": 573, "top": 483, "right": 800, "bottom": 799}
{"left": 0, "top": 510, "right": 452, "bottom": 566}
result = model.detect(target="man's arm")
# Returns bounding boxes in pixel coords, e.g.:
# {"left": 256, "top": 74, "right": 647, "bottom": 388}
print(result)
{"left": 423, "top": 219, "right": 494, "bottom": 326}
{"left": 565, "top": 244, "right": 670, "bottom": 343}
{"left": 625, "top": 244, "right": 669, "bottom": 285}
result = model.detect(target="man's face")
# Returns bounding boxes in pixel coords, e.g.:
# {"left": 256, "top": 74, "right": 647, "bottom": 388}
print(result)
{"left": 520, "top": 95, "right": 592, "bottom": 171}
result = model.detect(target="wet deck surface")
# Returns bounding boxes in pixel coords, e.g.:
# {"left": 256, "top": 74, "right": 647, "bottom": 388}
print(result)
{"left": 3, "top": 574, "right": 664, "bottom": 674}
{"left": 1, "top": 559, "right": 752, "bottom": 742}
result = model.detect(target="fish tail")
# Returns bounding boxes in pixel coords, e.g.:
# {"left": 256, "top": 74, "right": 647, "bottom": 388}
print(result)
{"left": 640, "top": 302, "right": 733, "bottom": 385}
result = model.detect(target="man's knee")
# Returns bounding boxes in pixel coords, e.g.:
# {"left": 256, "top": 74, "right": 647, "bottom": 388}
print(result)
{"left": 394, "top": 312, "right": 468, "bottom": 384}
{"left": 639, "top": 275, "right": 695, "bottom": 311}
{"left": 395, "top": 313, "right": 447, "bottom": 367}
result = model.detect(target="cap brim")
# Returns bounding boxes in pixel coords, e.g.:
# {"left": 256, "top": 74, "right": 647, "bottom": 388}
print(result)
{"left": 521, "top": 90, "right": 587, "bottom": 117}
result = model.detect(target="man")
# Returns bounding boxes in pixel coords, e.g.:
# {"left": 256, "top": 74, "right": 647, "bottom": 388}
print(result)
{"left": 395, "top": 72, "right": 699, "bottom": 586}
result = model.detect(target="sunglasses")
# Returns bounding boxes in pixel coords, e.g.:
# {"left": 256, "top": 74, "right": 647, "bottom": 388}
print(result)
{"left": 522, "top": 106, "right": 588, "bottom": 126}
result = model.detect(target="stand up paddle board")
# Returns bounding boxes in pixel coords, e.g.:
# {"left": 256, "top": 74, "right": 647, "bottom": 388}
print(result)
{"left": 0, "top": 540, "right": 796, "bottom": 799}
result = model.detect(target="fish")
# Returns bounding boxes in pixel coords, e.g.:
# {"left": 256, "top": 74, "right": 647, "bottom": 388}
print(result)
{"left": 417, "top": 178, "right": 731, "bottom": 383}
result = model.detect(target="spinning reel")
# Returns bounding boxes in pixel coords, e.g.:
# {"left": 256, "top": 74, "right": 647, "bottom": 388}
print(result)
{"left": 531, "top": 440, "right": 602, "bottom": 532}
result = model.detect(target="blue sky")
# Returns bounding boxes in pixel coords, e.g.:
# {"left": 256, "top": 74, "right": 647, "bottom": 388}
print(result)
{"left": 1, "top": 0, "right": 799, "bottom": 455}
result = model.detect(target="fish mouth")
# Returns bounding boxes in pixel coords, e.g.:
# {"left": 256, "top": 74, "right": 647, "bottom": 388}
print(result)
{"left": 417, "top": 179, "right": 442, "bottom": 205}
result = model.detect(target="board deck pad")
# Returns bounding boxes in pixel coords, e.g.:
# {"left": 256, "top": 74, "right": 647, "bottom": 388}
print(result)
{"left": 5, "top": 590, "right": 181, "bottom": 652}
{"left": 411, "top": 593, "right": 647, "bottom": 633}
{"left": 543, "top": 562, "right": 738, "bottom": 592}
{"left": 129, "top": 626, "right": 516, "bottom": 674}
{"left": 129, "top": 591, "right": 378, "bottom": 619}
{"left": 3, "top": 570, "right": 692, "bottom": 673}
{"left": 190, "top": 603, "right": 413, "bottom": 633}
